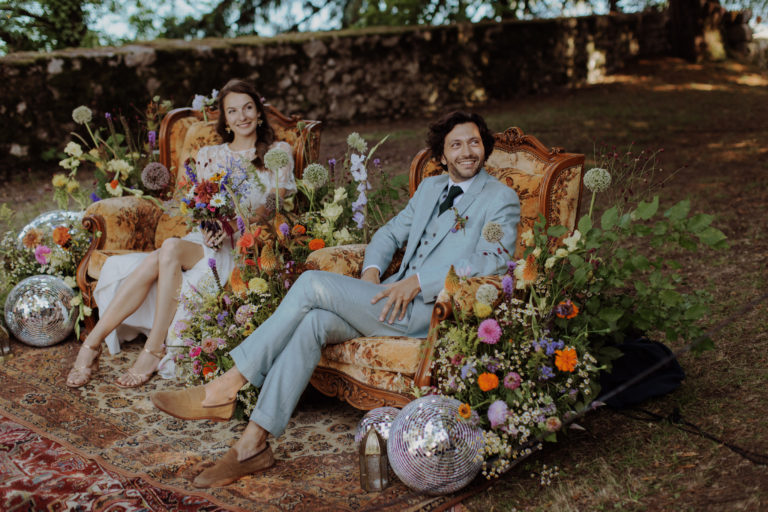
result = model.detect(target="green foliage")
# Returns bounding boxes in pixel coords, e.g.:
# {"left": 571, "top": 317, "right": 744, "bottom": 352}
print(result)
{"left": 0, "top": 0, "right": 98, "bottom": 53}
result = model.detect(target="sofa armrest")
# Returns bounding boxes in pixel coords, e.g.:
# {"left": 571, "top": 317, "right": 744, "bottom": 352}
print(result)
{"left": 84, "top": 196, "right": 165, "bottom": 251}
{"left": 305, "top": 244, "right": 367, "bottom": 277}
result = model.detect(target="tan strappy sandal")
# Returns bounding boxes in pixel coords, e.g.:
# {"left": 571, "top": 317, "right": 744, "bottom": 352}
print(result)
{"left": 66, "top": 343, "right": 102, "bottom": 388}
{"left": 115, "top": 345, "right": 166, "bottom": 388}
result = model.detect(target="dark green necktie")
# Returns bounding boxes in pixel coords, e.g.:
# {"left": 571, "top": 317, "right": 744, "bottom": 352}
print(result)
{"left": 439, "top": 185, "right": 463, "bottom": 215}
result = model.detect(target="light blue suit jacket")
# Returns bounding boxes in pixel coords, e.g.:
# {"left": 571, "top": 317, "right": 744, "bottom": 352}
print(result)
{"left": 363, "top": 168, "right": 521, "bottom": 335}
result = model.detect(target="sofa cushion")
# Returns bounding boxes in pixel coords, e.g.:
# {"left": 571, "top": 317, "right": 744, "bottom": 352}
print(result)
{"left": 320, "top": 335, "right": 423, "bottom": 376}
{"left": 154, "top": 213, "right": 192, "bottom": 249}
{"left": 86, "top": 196, "right": 164, "bottom": 252}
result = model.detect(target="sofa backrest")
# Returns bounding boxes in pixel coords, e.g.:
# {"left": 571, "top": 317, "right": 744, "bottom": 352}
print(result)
{"left": 408, "top": 127, "right": 584, "bottom": 259}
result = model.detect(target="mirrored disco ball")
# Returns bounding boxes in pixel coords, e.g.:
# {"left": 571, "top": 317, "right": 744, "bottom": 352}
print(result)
{"left": 17, "top": 210, "right": 82, "bottom": 249}
{"left": 4, "top": 275, "right": 76, "bottom": 347}
{"left": 387, "top": 395, "right": 484, "bottom": 495}
{"left": 355, "top": 406, "right": 400, "bottom": 447}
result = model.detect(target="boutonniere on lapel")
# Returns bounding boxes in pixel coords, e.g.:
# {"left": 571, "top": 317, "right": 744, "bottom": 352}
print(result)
{"left": 450, "top": 208, "right": 468, "bottom": 233}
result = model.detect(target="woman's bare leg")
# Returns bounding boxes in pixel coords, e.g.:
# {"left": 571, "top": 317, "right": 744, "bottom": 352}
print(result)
{"left": 116, "top": 238, "right": 204, "bottom": 385}
{"left": 68, "top": 250, "right": 163, "bottom": 386}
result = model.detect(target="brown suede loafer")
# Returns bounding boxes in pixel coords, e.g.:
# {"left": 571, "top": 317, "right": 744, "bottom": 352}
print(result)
{"left": 192, "top": 444, "right": 275, "bottom": 488}
{"left": 150, "top": 385, "right": 235, "bottom": 422}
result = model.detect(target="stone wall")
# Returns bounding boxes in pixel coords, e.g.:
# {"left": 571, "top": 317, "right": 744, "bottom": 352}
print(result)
{"left": 0, "top": 11, "right": 670, "bottom": 171}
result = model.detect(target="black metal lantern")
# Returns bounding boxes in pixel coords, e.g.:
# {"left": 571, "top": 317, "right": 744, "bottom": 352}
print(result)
{"left": 359, "top": 427, "right": 389, "bottom": 492}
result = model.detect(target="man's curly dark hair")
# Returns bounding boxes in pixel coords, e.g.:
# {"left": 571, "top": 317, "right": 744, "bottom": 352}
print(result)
{"left": 426, "top": 111, "right": 495, "bottom": 166}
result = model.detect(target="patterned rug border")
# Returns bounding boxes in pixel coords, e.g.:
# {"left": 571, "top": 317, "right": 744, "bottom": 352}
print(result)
{"left": 0, "top": 406, "right": 245, "bottom": 512}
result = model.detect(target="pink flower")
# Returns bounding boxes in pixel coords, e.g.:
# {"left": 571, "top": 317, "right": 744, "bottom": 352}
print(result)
{"left": 192, "top": 359, "right": 202, "bottom": 375}
{"left": 201, "top": 337, "right": 219, "bottom": 354}
{"left": 189, "top": 346, "right": 202, "bottom": 358}
{"left": 34, "top": 245, "right": 51, "bottom": 265}
{"left": 545, "top": 416, "right": 562, "bottom": 432}
{"left": 503, "top": 371, "right": 521, "bottom": 390}
{"left": 477, "top": 319, "right": 501, "bottom": 344}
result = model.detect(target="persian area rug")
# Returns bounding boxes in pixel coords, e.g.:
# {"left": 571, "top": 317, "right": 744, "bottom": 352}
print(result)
{"left": 0, "top": 340, "right": 472, "bottom": 511}
{"left": 0, "top": 414, "right": 226, "bottom": 511}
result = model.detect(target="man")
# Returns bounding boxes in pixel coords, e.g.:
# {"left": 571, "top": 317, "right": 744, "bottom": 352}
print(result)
{"left": 151, "top": 111, "right": 521, "bottom": 487}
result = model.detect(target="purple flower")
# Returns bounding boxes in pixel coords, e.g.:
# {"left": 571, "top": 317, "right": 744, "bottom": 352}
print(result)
{"left": 540, "top": 365, "right": 555, "bottom": 380}
{"left": 478, "top": 319, "right": 502, "bottom": 344}
{"left": 328, "top": 158, "right": 336, "bottom": 167}
{"left": 506, "top": 260, "right": 517, "bottom": 274}
{"left": 192, "top": 359, "right": 202, "bottom": 375}
{"left": 502, "top": 275, "right": 514, "bottom": 295}
{"left": 488, "top": 400, "right": 509, "bottom": 428}
{"left": 486, "top": 359, "right": 500, "bottom": 372}
{"left": 279, "top": 222, "right": 290, "bottom": 236}
{"left": 504, "top": 371, "right": 521, "bottom": 390}
{"left": 284, "top": 278, "right": 292, "bottom": 290}
{"left": 450, "top": 226, "right": 458, "bottom": 233}
{"left": 352, "top": 211, "right": 365, "bottom": 229}
{"left": 105, "top": 112, "right": 112, "bottom": 120}
{"left": 373, "top": 158, "right": 381, "bottom": 167}
{"left": 203, "top": 314, "right": 212, "bottom": 321}
{"left": 352, "top": 191, "right": 367, "bottom": 212}
{"left": 34, "top": 245, "right": 51, "bottom": 265}
{"left": 222, "top": 294, "right": 231, "bottom": 306}
{"left": 184, "top": 161, "right": 198, "bottom": 183}
{"left": 90, "top": 192, "right": 101, "bottom": 202}
{"left": 147, "top": 130, "right": 157, "bottom": 149}
{"left": 208, "top": 258, "right": 216, "bottom": 269}
{"left": 236, "top": 216, "right": 246, "bottom": 235}
{"left": 216, "top": 311, "right": 228, "bottom": 326}
{"left": 460, "top": 364, "right": 476, "bottom": 380}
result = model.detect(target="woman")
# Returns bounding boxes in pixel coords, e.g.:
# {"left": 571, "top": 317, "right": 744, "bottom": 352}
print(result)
{"left": 66, "top": 79, "right": 296, "bottom": 388}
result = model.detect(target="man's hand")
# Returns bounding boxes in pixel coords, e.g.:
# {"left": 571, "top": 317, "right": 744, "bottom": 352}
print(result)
{"left": 360, "top": 267, "right": 381, "bottom": 284}
{"left": 371, "top": 274, "right": 421, "bottom": 324}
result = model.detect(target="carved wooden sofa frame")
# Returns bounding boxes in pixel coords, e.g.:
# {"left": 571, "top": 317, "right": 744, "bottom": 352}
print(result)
{"left": 306, "top": 127, "right": 585, "bottom": 410}
{"left": 75, "top": 106, "right": 322, "bottom": 337}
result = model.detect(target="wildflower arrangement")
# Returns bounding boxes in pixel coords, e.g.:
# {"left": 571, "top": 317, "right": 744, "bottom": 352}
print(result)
{"left": 430, "top": 143, "right": 727, "bottom": 479}
{"left": 191, "top": 89, "right": 219, "bottom": 122}
{"left": 0, "top": 205, "right": 93, "bottom": 337}
{"left": 52, "top": 96, "right": 174, "bottom": 209}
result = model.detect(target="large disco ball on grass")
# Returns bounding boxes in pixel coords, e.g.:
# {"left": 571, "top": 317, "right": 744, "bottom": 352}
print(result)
{"left": 387, "top": 395, "right": 484, "bottom": 495}
{"left": 4, "top": 275, "right": 76, "bottom": 347}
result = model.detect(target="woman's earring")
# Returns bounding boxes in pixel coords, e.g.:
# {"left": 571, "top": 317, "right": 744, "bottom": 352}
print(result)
{"left": 226, "top": 126, "right": 232, "bottom": 134}
{"left": 257, "top": 118, "right": 263, "bottom": 127}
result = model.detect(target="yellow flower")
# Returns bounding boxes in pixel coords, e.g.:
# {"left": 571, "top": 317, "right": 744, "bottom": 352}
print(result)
{"left": 458, "top": 403, "right": 472, "bottom": 419}
{"left": 52, "top": 174, "right": 68, "bottom": 188}
{"left": 473, "top": 302, "right": 492, "bottom": 318}
{"left": 521, "top": 229, "right": 534, "bottom": 246}
{"left": 179, "top": 202, "right": 188, "bottom": 214}
{"left": 66, "top": 179, "right": 80, "bottom": 193}
{"left": 242, "top": 323, "right": 255, "bottom": 336}
{"left": 248, "top": 277, "right": 268, "bottom": 293}
{"left": 444, "top": 265, "right": 461, "bottom": 296}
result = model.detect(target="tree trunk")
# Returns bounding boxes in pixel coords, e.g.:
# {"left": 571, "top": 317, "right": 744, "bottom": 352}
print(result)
{"left": 669, "top": 0, "right": 726, "bottom": 62}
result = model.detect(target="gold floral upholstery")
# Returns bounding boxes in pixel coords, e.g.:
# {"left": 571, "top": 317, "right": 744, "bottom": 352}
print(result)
{"left": 76, "top": 106, "right": 322, "bottom": 338}
{"left": 309, "top": 127, "right": 584, "bottom": 410}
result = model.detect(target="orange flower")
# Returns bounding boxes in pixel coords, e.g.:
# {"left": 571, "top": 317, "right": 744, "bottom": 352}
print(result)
{"left": 259, "top": 244, "right": 278, "bottom": 273}
{"left": 292, "top": 224, "right": 306, "bottom": 235}
{"left": 308, "top": 238, "right": 325, "bottom": 251}
{"left": 522, "top": 253, "right": 538, "bottom": 283}
{"left": 554, "top": 299, "right": 579, "bottom": 319}
{"left": 555, "top": 348, "right": 578, "bottom": 372}
{"left": 477, "top": 372, "right": 499, "bottom": 392}
{"left": 458, "top": 403, "right": 472, "bottom": 419}
{"left": 444, "top": 265, "right": 461, "bottom": 295}
{"left": 109, "top": 179, "right": 119, "bottom": 189}
{"left": 244, "top": 258, "right": 257, "bottom": 266}
{"left": 229, "top": 267, "right": 247, "bottom": 295}
{"left": 52, "top": 226, "right": 71, "bottom": 246}
{"left": 202, "top": 361, "right": 217, "bottom": 378}
{"left": 21, "top": 228, "right": 43, "bottom": 249}
{"left": 237, "top": 232, "right": 255, "bottom": 254}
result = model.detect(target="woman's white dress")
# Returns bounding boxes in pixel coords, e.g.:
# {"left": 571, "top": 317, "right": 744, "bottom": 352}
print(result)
{"left": 93, "top": 142, "right": 295, "bottom": 378}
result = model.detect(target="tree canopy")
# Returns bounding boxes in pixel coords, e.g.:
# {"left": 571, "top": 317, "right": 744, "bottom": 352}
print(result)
{"left": 1, "top": 0, "right": 766, "bottom": 55}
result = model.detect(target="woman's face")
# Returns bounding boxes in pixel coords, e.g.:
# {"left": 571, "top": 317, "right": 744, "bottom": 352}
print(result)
{"left": 223, "top": 92, "right": 259, "bottom": 141}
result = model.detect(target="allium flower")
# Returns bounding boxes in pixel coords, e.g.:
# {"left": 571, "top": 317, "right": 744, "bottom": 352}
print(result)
{"left": 504, "top": 371, "right": 521, "bottom": 390}
{"left": 583, "top": 167, "right": 612, "bottom": 192}
{"left": 545, "top": 416, "right": 563, "bottom": 432}
{"left": 64, "top": 141, "right": 83, "bottom": 158}
{"left": 72, "top": 106, "right": 93, "bottom": 125}
{"left": 481, "top": 221, "right": 504, "bottom": 244}
{"left": 475, "top": 283, "right": 499, "bottom": 305}
{"left": 235, "top": 304, "right": 257, "bottom": 325}
{"left": 264, "top": 148, "right": 291, "bottom": 171}
{"left": 488, "top": 400, "right": 509, "bottom": 428}
{"left": 478, "top": 318, "right": 502, "bottom": 344}
{"left": 502, "top": 275, "right": 514, "bottom": 296}
{"left": 477, "top": 372, "right": 499, "bottom": 391}
{"left": 34, "top": 245, "right": 51, "bottom": 265}
{"left": 346, "top": 132, "right": 368, "bottom": 153}
{"left": 141, "top": 162, "right": 170, "bottom": 191}
{"left": 302, "top": 163, "right": 329, "bottom": 189}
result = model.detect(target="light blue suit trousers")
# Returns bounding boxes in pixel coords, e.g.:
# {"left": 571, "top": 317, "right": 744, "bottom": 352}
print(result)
{"left": 230, "top": 270, "right": 424, "bottom": 437}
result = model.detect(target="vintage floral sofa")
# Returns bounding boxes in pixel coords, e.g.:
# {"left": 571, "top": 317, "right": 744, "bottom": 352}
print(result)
{"left": 305, "top": 127, "right": 584, "bottom": 409}
{"left": 75, "top": 106, "right": 321, "bottom": 336}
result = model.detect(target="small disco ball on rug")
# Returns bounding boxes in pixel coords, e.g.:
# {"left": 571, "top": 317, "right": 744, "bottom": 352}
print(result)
{"left": 355, "top": 406, "right": 400, "bottom": 446}
{"left": 4, "top": 275, "right": 76, "bottom": 347}
{"left": 16, "top": 210, "right": 82, "bottom": 249}
{"left": 387, "top": 395, "right": 484, "bottom": 495}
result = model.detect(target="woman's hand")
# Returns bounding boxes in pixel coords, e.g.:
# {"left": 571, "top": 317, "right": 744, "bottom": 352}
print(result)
{"left": 201, "top": 220, "right": 225, "bottom": 249}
